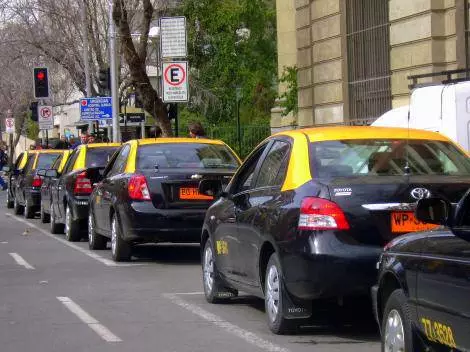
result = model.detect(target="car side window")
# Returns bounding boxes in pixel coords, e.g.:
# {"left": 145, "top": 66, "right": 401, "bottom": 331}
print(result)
{"left": 255, "top": 141, "right": 290, "bottom": 188}
{"left": 231, "top": 144, "right": 268, "bottom": 194}
{"left": 51, "top": 155, "right": 63, "bottom": 170}
{"left": 63, "top": 150, "right": 78, "bottom": 174}
{"left": 23, "top": 155, "right": 36, "bottom": 174}
{"left": 107, "top": 145, "right": 130, "bottom": 177}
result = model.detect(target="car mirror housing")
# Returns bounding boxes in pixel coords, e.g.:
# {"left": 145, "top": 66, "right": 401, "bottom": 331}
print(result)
{"left": 199, "top": 179, "right": 223, "bottom": 198}
{"left": 36, "top": 169, "right": 47, "bottom": 177}
{"left": 415, "top": 198, "right": 451, "bottom": 226}
{"left": 45, "top": 169, "right": 59, "bottom": 178}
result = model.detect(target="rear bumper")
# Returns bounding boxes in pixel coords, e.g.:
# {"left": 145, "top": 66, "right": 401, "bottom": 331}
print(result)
{"left": 280, "top": 232, "right": 382, "bottom": 301}
{"left": 25, "top": 189, "right": 41, "bottom": 208}
{"left": 118, "top": 202, "right": 206, "bottom": 243}
{"left": 70, "top": 196, "right": 90, "bottom": 222}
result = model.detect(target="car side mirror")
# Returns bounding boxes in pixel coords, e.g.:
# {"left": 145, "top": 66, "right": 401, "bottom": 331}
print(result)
{"left": 415, "top": 198, "right": 451, "bottom": 226}
{"left": 199, "top": 179, "right": 224, "bottom": 198}
{"left": 36, "top": 169, "right": 47, "bottom": 177}
{"left": 45, "top": 169, "right": 59, "bottom": 178}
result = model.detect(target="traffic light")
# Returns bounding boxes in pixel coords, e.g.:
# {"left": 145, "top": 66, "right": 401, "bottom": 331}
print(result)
{"left": 33, "top": 67, "right": 49, "bottom": 99}
{"left": 30, "top": 102, "right": 38, "bottom": 121}
{"left": 98, "top": 67, "right": 110, "bottom": 92}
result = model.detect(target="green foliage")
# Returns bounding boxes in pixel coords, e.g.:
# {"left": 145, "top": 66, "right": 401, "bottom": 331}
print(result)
{"left": 278, "top": 66, "right": 298, "bottom": 117}
{"left": 182, "top": 0, "right": 277, "bottom": 125}
{"left": 26, "top": 115, "right": 39, "bottom": 141}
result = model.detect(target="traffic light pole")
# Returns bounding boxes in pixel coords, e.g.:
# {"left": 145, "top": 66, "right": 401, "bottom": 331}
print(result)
{"left": 82, "top": 0, "right": 93, "bottom": 133}
{"left": 109, "top": 1, "right": 120, "bottom": 143}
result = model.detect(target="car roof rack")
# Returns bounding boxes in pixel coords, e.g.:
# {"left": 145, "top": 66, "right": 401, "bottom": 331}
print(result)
{"left": 408, "top": 68, "right": 470, "bottom": 90}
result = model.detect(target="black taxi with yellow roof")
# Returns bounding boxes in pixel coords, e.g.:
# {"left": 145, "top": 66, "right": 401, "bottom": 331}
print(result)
{"left": 46, "top": 143, "right": 120, "bottom": 240}
{"left": 88, "top": 137, "right": 241, "bottom": 262}
{"left": 197, "top": 126, "right": 470, "bottom": 334}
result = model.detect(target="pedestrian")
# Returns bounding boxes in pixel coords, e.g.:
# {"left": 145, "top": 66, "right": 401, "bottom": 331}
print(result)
{"left": 149, "top": 126, "right": 162, "bottom": 138}
{"left": 0, "top": 144, "right": 8, "bottom": 190}
{"left": 56, "top": 135, "right": 70, "bottom": 149}
{"left": 188, "top": 122, "right": 207, "bottom": 139}
{"left": 87, "top": 135, "right": 95, "bottom": 144}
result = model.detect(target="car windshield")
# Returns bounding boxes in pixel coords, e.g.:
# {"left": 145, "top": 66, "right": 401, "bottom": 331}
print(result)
{"left": 310, "top": 139, "right": 470, "bottom": 177}
{"left": 36, "top": 153, "right": 61, "bottom": 170}
{"left": 137, "top": 143, "right": 240, "bottom": 170}
{"left": 86, "top": 147, "right": 119, "bottom": 168}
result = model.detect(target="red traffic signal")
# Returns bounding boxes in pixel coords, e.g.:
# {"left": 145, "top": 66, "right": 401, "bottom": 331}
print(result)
{"left": 33, "top": 67, "right": 49, "bottom": 99}
{"left": 36, "top": 71, "right": 45, "bottom": 80}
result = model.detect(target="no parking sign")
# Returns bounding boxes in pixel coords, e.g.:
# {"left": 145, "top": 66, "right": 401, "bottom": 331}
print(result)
{"left": 162, "top": 62, "right": 189, "bottom": 103}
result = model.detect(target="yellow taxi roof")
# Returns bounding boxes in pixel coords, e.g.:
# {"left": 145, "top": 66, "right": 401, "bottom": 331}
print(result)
{"left": 85, "top": 143, "right": 121, "bottom": 148}
{"left": 29, "top": 149, "right": 66, "bottom": 154}
{"left": 135, "top": 138, "right": 224, "bottom": 146}
{"left": 278, "top": 126, "right": 450, "bottom": 143}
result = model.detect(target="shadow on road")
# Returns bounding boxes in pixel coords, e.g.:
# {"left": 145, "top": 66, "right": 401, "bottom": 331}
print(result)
{"left": 130, "top": 243, "right": 201, "bottom": 265}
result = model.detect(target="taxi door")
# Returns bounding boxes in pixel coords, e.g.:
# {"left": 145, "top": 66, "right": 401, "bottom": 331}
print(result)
{"left": 416, "top": 234, "right": 470, "bottom": 351}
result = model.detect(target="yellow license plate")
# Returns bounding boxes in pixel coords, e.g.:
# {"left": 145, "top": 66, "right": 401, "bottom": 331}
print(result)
{"left": 179, "top": 187, "right": 213, "bottom": 201}
{"left": 391, "top": 212, "right": 439, "bottom": 233}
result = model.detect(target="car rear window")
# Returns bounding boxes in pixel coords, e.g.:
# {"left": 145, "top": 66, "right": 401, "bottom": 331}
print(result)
{"left": 137, "top": 143, "right": 240, "bottom": 170}
{"left": 310, "top": 139, "right": 470, "bottom": 177}
{"left": 86, "top": 147, "right": 118, "bottom": 168}
{"left": 36, "top": 153, "right": 61, "bottom": 170}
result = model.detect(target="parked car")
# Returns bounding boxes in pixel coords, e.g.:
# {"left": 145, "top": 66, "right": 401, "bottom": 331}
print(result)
{"left": 11, "top": 150, "right": 64, "bottom": 218}
{"left": 5, "top": 151, "right": 29, "bottom": 209}
{"left": 198, "top": 126, "right": 470, "bottom": 334}
{"left": 88, "top": 138, "right": 241, "bottom": 262}
{"left": 37, "top": 150, "right": 71, "bottom": 223}
{"left": 46, "top": 143, "right": 119, "bottom": 240}
{"left": 373, "top": 194, "right": 470, "bottom": 352}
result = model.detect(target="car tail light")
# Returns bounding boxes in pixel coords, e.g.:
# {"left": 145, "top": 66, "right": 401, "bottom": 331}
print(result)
{"left": 73, "top": 171, "right": 93, "bottom": 195}
{"left": 32, "top": 175, "right": 42, "bottom": 188}
{"left": 128, "top": 174, "right": 151, "bottom": 200}
{"left": 298, "top": 197, "right": 350, "bottom": 230}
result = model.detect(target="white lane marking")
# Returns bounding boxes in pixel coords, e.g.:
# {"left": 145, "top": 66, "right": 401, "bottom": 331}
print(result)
{"left": 171, "top": 291, "right": 204, "bottom": 295}
{"left": 57, "top": 296, "right": 122, "bottom": 343}
{"left": 9, "top": 252, "right": 35, "bottom": 269}
{"left": 1, "top": 241, "right": 8, "bottom": 244}
{"left": 163, "top": 293, "right": 290, "bottom": 352}
{"left": 5, "top": 213, "right": 141, "bottom": 267}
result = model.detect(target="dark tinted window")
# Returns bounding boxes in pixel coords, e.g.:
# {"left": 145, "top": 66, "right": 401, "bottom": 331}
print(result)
{"left": 23, "top": 154, "right": 36, "bottom": 174}
{"left": 137, "top": 143, "right": 239, "bottom": 170}
{"left": 310, "top": 139, "right": 470, "bottom": 178}
{"left": 36, "top": 153, "right": 60, "bottom": 170}
{"left": 51, "top": 155, "right": 63, "bottom": 170}
{"left": 108, "top": 145, "right": 130, "bottom": 177}
{"left": 255, "top": 141, "right": 290, "bottom": 188}
{"left": 86, "top": 147, "right": 118, "bottom": 168}
{"left": 232, "top": 144, "right": 268, "bottom": 194}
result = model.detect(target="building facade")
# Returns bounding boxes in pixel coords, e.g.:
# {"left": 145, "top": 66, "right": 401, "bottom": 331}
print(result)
{"left": 272, "top": 0, "right": 470, "bottom": 131}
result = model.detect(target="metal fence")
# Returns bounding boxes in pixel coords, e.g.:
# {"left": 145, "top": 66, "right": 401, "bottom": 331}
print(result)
{"left": 176, "top": 125, "right": 271, "bottom": 158}
{"left": 346, "top": 0, "right": 392, "bottom": 121}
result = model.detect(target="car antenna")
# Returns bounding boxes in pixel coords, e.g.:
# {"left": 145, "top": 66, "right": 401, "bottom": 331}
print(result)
{"left": 404, "top": 95, "right": 411, "bottom": 176}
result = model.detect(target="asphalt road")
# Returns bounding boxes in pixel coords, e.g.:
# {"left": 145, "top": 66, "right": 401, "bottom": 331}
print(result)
{"left": 0, "top": 192, "right": 380, "bottom": 352}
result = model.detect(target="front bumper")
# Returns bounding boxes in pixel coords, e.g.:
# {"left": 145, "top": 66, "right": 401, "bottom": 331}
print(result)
{"left": 118, "top": 202, "right": 206, "bottom": 243}
{"left": 280, "top": 232, "right": 382, "bottom": 301}
{"left": 371, "top": 285, "right": 380, "bottom": 330}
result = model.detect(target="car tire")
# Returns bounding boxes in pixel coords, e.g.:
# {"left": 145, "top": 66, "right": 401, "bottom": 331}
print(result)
{"left": 111, "top": 214, "right": 131, "bottom": 262}
{"left": 40, "top": 202, "right": 50, "bottom": 223}
{"left": 202, "top": 239, "right": 237, "bottom": 303}
{"left": 6, "top": 191, "right": 14, "bottom": 209}
{"left": 13, "top": 196, "right": 24, "bottom": 215}
{"left": 88, "top": 212, "right": 107, "bottom": 250}
{"left": 65, "top": 204, "right": 81, "bottom": 242}
{"left": 381, "top": 289, "right": 415, "bottom": 352}
{"left": 265, "top": 252, "right": 296, "bottom": 335}
{"left": 50, "top": 203, "right": 64, "bottom": 234}
{"left": 24, "top": 198, "right": 34, "bottom": 219}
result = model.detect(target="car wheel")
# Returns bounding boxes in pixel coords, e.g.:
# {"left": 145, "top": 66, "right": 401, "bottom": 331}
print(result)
{"left": 202, "top": 239, "right": 237, "bottom": 303}
{"left": 50, "top": 203, "right": 64, "bottom": 234}
{"left": 65, "top": 205, "right": 81, "bottom": 242}
{"left": 40, "top": 202, "right": 50, "bottom": 223}
{"left": 88, "top": 212, "right": 107, "bottom": 250}
{"left": 382, "top": 289, "right": 415, "bottom": 352}
{"left": 13, "top": 196, "right": 24, "bottom": 215}
{"left": 24, "top": 198, "right": 34, "bottom": 219}
{"left": 6, "top": 191, "right": 14, "bottom": 209}
{"left": 265, "top": 252, "right": 296, "bottom": 335}
{"left": 111, "top": 214, "right": 131, "bottom": 262}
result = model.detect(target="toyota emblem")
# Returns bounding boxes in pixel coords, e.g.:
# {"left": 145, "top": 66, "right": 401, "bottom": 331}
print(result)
{"left": 410, "top": 188, "right": 431, "bottom": 200}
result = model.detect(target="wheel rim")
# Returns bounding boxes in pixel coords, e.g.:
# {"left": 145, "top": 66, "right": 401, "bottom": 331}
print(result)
{"left": 111, "top": 217, "right": 117, "bottom": 255}
{"left": 65, "top": 206, "right": 70, "bottom": 235}
{"left": 203, "top": 245, "right": 214, "bottom": 293}
{"left": 384, "top": 309, "right": 405, "bottom": 352}
{"left": 88, "top": 214, "right": 94, "bottom": 245}
{"left": 266, "top": 264, "right": 280, "bottom": 323}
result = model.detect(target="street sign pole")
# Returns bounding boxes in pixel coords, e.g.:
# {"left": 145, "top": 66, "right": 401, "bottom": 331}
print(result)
{"left": 109, "top": 1, "right": 120, "bottom": 142}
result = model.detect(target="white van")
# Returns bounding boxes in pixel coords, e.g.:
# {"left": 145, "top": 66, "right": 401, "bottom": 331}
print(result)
{"left": 372, "top": 81, "right": 470, "bottom": 152}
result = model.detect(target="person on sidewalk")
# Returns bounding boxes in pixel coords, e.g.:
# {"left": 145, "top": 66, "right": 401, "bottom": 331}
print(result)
{"left": 0, "top": 144, "right": 9, "bottom": 190}
{"left": 188, "top": 122, "right": 208, "bottom": 139}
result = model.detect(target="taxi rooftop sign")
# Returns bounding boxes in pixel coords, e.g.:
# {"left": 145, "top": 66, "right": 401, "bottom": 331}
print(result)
{"left": 80, "top": 97, "right": 112, "bottom": 121}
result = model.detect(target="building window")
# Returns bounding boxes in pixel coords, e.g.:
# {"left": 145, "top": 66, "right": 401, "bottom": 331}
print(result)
{"left": 346, "top": 0, "right": 391, "bottom": 121}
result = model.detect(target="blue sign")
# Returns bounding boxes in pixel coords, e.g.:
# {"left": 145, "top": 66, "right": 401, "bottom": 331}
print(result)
{"left": 80, "top": 97, "right": 112, "bottom": 121}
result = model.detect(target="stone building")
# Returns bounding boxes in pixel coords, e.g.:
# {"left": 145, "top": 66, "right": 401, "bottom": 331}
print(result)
{"left": 271, "top": 0, "right": 470, "bottom": 132}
